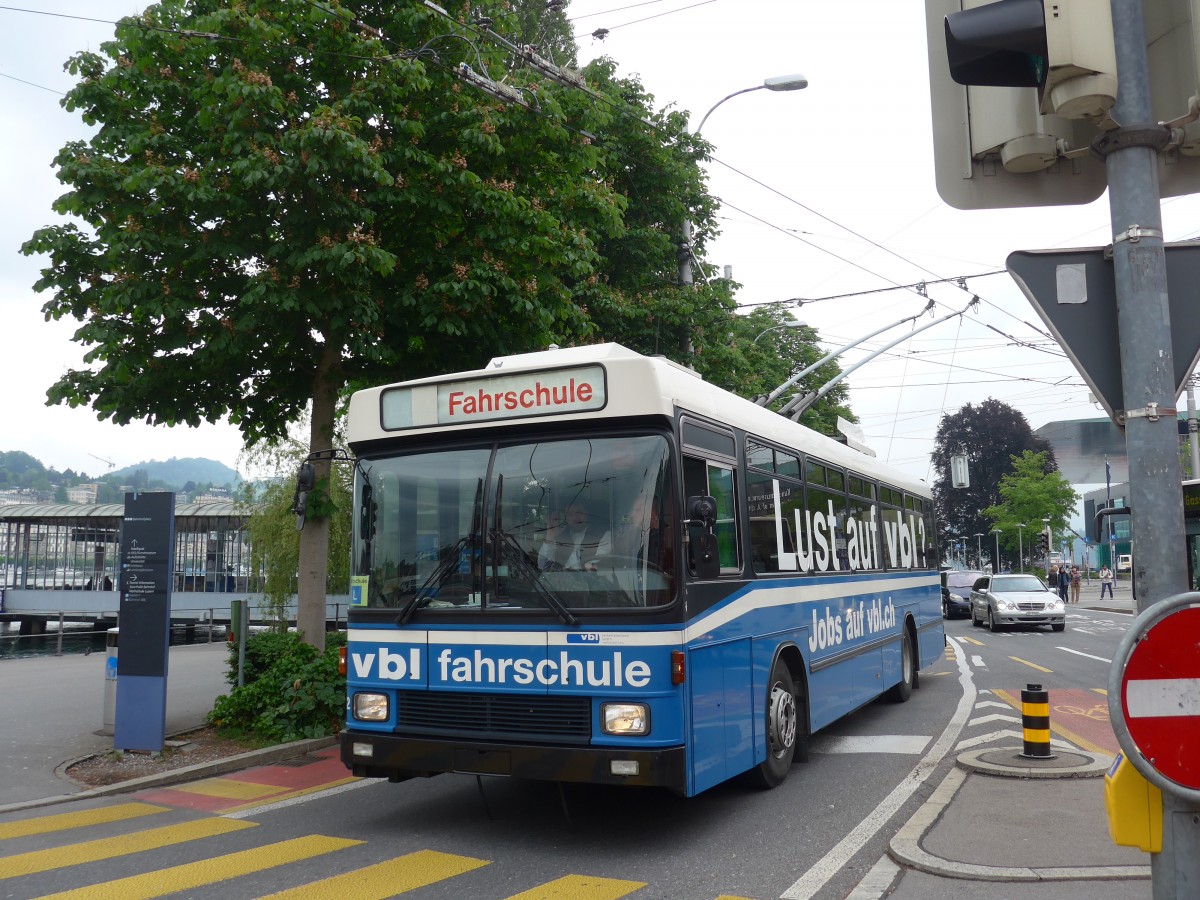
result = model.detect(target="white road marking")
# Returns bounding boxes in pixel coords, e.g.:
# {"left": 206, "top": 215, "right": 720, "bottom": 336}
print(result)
{"left": 956, "top": 728, "right": 1074, "bottom": 751}
{"left": 780, "top": 636, "right": 976, "bottom": 900}
{"left": 811, "top": 735, "right": 931, "bottom": 755}
{"left": 843, "top": 854, "right": 900, "bottom": 899}
{"left": 974, "top": 701, "right": 1009, "bottom": 710}
{"left": 968, "top": 713, "right": 1020, "bottom": 727}
{"left": 971, "top": 654, "right": 986, "bottom": 667}
{"left": 1057, "top": 646, "right": 1112, "bottom": 663}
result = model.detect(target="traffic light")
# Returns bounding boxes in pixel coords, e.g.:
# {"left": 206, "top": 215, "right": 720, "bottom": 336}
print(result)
{"left": 1037, "top": 532, "right": 1049, "bottom": 555}
{"left": 944, "top": 0, "right": 1116, "bottom": 120}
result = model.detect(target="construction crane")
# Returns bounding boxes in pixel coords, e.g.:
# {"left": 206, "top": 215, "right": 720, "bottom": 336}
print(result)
{"left": 88, "top": 453, "right": 115, "bottom": 470}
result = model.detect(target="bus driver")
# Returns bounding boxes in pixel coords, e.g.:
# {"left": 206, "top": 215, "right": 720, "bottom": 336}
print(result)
{"left": 538, "top": 501, "right": 611, "bottom": 571}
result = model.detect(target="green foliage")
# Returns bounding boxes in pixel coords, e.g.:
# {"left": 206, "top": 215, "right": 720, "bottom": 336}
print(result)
{"left": 210, "top": 631, "right": 347, "bottom": 743}
{"left": 931, "top": 398, "right": 1056, "bottom": 559}
{"left": 984, "top": 450, "right": 1079, "bottom": 558}
{"left": 709, "top": 306, "right": 855, "bottom": 436}
{"left": 21, "top": 1, "right": 742, "bottom": 642}
{"left": 237, "top": 423, "right": 352, "bottom": 626}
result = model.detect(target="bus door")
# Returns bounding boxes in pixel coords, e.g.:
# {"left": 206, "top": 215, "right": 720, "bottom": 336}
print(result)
{"left": 678, "top": 419, "right": 754, "bottom": 794}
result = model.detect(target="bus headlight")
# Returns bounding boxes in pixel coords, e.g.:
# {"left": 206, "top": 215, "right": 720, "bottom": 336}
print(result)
{"left": 352, "top": 692, "right": 389, "bottom": 722}
{"left": 602, "top": 703, "right": 649, "bottom": 735}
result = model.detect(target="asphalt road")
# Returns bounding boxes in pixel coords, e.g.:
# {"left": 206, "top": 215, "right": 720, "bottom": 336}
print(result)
{"left": 0, "top": 607, "right": 1143, "bottom": 899}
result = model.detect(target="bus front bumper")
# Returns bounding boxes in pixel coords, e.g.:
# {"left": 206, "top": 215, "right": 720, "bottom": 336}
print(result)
{"left": 341, "top": 730, "right": 688, "bottom": 792}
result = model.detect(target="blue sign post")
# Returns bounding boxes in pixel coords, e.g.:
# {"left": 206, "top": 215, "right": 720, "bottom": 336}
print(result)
{"left": 114, "top": 492, "right": 176, "bottom": 752}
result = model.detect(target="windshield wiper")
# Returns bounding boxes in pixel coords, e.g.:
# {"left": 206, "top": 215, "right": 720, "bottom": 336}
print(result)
{"left": 395, "top": 478, "right": 482, "bottom": 625}
{"left": 492, "top": 528, "right": 579, "bottom": 627}
{"left": 395, "top": 535, "right": 473, "bottom": 625}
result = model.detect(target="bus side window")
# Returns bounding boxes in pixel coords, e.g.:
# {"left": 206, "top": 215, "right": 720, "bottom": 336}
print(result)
{"left": 683, "top": 455, "right": 740, "bottom": 575}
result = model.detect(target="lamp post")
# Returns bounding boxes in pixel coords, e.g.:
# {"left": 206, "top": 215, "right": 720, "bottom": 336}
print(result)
{"left": 1017, "top": 523, "right": 1027, "bottom": 573}
{"left": 991, "top": 528, "right": 1002, "bottom": 573}
{"left": 974, "top": 533, "right": 984, "bottom": 570}
{"left": 680, "top": 74, "right": 808, "bottom": 355}
{"left": 753, "top": 320, "right": 807, "bottom": 343}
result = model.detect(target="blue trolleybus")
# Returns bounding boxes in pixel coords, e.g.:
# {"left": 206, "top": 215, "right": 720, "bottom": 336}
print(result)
{"left": 340, "top": 344, "right": 943, "bottom": 795}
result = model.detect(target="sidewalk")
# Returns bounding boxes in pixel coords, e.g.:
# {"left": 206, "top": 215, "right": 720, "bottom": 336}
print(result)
{"left": 0, "top": 642, "right": 231, "bottom": 808}
{"left": 871, "top": 751, "right": 1151, "bottom": 899}
{"left": 1075, "top": 574, "right": 1135, "bottom": 613}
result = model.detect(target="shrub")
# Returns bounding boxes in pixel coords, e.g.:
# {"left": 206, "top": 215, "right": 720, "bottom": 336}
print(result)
{"left": 209, "top": 631, "right": 346, "bottom": 743}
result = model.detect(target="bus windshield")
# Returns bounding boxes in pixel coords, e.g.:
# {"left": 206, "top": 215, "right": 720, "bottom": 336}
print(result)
{"left": 355, "top": 434, "right": 676, "bottom": 613}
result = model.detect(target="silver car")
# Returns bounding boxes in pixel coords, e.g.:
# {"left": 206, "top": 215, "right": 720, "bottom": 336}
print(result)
{"left": 969, "top": 574, "right": 1066, "bottom": 632}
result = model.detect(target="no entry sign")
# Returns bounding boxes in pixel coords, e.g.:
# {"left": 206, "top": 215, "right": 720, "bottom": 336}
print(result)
{"left": 1117, "top": 603, "right": 1200, "bottom": 794}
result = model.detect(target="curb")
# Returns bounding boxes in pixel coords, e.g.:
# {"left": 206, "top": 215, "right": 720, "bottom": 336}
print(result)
{"left": 0, "top": 735, "right": 339, "bottom": 816}
{"left": 957, "top": 747, "right": 1113, "bottom": 779}
{"left": 888, "top": 762, "right": 1151, "bottom": 883}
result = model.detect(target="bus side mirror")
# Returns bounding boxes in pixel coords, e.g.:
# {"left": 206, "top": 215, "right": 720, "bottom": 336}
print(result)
{"left": 686, "top": 495, "right": 717, "bottom": 529}
{"left": 359, "top": 482, "right": 376, "bottom": 541}
{"left": 686, "top": 495, "right": 719, "bottom": 580}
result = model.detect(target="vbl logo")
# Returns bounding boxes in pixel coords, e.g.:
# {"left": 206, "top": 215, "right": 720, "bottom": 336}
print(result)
{"left": 566, "top": 633, "right": 601, "bottom": 644}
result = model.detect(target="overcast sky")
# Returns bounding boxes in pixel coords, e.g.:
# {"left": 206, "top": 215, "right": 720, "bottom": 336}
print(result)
{"left": 4, "top": 1, "right": 1197, "bottom": 489}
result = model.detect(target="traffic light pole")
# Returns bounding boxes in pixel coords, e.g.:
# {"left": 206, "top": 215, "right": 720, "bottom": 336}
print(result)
{"left": 1102, "top": 2, "right": 1196, "bottom": 894}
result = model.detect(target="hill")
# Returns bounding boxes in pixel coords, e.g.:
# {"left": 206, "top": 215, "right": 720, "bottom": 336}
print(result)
{"left": 111, "top": 457, "right": 240, "bottom": 489}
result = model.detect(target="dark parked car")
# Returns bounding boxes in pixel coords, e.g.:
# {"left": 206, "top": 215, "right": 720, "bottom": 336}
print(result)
{"left": 969, "top": 573, "right": 1066, "bottom": 632}
{"left": 942, "top": 570, "right": 984, "bottom": 618}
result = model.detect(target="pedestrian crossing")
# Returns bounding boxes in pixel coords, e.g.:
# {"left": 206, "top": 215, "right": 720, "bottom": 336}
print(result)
{"left": 0, "top": 800, "right": 758, "bottom": 900}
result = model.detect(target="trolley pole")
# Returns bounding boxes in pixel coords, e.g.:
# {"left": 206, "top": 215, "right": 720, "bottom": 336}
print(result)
{"left": 1103, "top": 2, "right": 1195, "bottom": 894}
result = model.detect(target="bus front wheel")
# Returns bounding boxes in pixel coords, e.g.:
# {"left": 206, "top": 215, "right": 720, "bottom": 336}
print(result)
{"left": 749, "top": 660, "right": 798, "bottom": 789}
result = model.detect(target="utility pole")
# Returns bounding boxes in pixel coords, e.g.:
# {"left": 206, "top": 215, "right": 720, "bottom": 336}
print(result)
{"left": 1103, "top": 2, "right": 1194, "bottom": 893}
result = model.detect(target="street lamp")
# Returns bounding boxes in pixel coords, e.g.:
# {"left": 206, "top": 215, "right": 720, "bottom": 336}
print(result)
{"left": 974, "top": 533, "right": 984, "bottom": 570}
{"left": 680, "top": 74, "right": 809, "bottom": 355}
{"left": 753, "top": 320, "right": 807, "bottom": 343}
{"left": 1042, "top": 517, "right": 1052, "bottom": 565}
{"left": 991, "top": 528, "right": 1002, "bottom": 573}
{"left": 1017, "top": 523, "right": 1027, "bottom": 573}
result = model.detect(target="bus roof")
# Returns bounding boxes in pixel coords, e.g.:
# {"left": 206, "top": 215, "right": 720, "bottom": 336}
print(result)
{"left": 346, "top": 343, "right": 930, "bottom": 497}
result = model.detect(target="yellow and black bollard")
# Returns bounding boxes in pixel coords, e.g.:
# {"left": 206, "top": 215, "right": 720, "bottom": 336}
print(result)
{"left": 1020, "top": 683, "right": 1055, "bottom": 759}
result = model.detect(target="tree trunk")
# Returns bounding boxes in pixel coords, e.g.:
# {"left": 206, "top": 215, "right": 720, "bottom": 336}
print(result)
{"left": 296, "top": 344, "right": 341, "bottom": 651}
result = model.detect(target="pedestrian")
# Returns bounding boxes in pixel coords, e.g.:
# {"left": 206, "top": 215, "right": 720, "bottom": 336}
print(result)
{"left": 1057, "top": 565, "right": 1070, "bottom": 603}
{"left": 1070, "top": 565, "right": 1081, "bottom": 604}
{"left": 1099, "top": 564, "right": 1114, "bottom": 599}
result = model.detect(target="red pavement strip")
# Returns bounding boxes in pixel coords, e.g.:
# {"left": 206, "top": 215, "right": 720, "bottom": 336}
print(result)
{"left": 134, "top": 746, "right": 358, "bottom": 813}
{"left": 993, "top": 687, "right": 1120, "bottom": 756}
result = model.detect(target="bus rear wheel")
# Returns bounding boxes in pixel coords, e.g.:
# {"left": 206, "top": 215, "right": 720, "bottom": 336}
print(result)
{"left": 748, "top": 660, "right": 798, "bottom": 789}
{"left": 886, "top": 628, "right": 915, "bottom": 702}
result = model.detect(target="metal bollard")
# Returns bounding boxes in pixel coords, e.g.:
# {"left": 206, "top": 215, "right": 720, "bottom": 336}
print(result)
{"left": 1020, "top": 683, "right": 1055, "bottom": 759}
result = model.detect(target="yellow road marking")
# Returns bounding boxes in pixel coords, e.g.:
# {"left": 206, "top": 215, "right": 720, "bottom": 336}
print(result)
{"left": 1009, "top": 656, "right": 1053, "bottom": 674}
{"left": 715, "top": 896, "right": 759, "bottom": 899}
{"left": 930, "top": 671, "right": 952, "bottom": 676}
{"left": 1092, "top": 687, "right": 1108, "bottom": 695}
{"left": 0, "top": 818, "right": 254, "bottom": 879}
{"left": 219, "top": 775, "right": 361, "bottom": 814}
{"left": 0, "top": 803, "right": 167, "bottom": 841}
{"left": 36, "top": 834, "right": 360, "bottom": 900}
{"left": 260, "top": 849, "right": 488, "bottom": 899}
{"left": 506, "top": 874, "right": 647, "bottom": 899}
{"left": 958, "top": 636, "right": 984, "bottom": 646}
{"left": 170, "top": 778, "right": 288, "bottom": 800}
